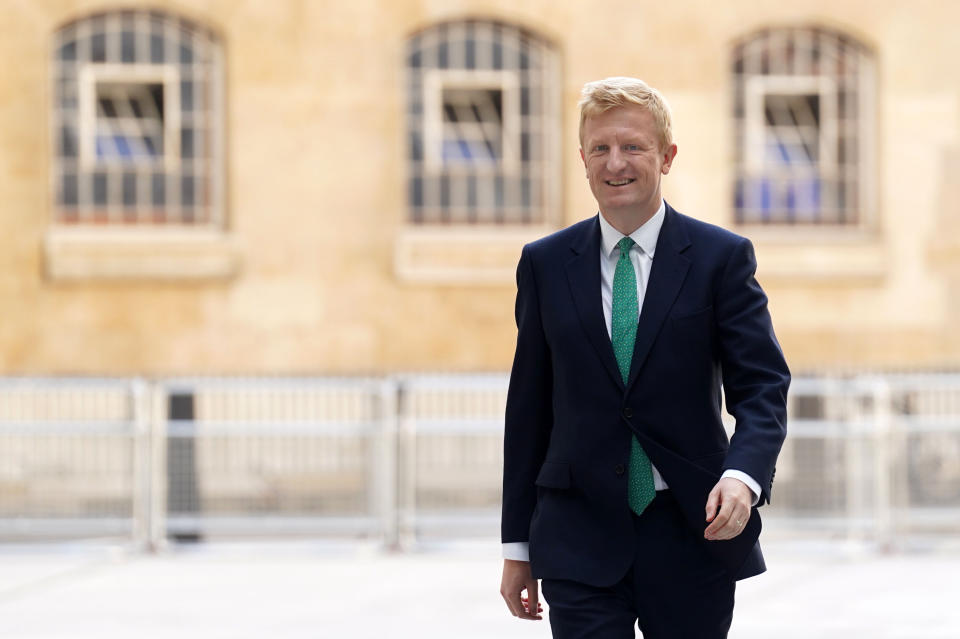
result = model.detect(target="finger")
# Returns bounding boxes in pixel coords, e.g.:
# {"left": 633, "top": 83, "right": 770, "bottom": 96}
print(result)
{"left": 704, "top": 504, "right": 730, "bottom": 536}
{"left": 515, "top": 587, "right": 541, "bottom": 621}
{"left": 521, "top": 596, "right": 544, "bottom": 611}
{"left": 704, "top": 498, "right": 735, "bottom": 539}
{"left": 714, "top": 507, "right": 749, "bottom": 540}
{"left": 705, "top": 484, "right": 721, "bottom": 522}
{"left": 527, "top": 582, "right": 542, "bottom": 620}
{"left": 725, "top": 510, "right": 750, "bottom": 540}
{"left": 726, "top": 519, "right": 747, "bottom": 539}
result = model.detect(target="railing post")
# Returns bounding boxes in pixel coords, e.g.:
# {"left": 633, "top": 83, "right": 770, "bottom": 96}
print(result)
{"left": 147, "top": 381, "right": 168, "bottom": 552}
{"left": 845, "top": 378, "right": 868, "bottom": 544}
{"left": 130, "top": 378, "right": 150, "bottom": 550}
{"left": 377, "top": 378, "right": 400, "bottom": 550}
{"left": 397, "top": 378, "right": 417, "bottom": 549}
{"left": 872, "top": 377, "right": 894, "bottom": 550}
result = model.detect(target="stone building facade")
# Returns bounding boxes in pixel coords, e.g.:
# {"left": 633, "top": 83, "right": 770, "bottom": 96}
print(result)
{"left": 1, "top": 0, "right": 958, "bottom": 376}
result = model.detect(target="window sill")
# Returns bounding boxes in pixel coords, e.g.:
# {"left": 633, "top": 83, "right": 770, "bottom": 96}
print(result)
{"left": 394, "top": 225, "right": 554, "bottom": 285}
{"left": 44, "top": 227, "right": 239, "bottom": 281}
{"left": 744, "top": 228, "right": 887, "bottom": 284}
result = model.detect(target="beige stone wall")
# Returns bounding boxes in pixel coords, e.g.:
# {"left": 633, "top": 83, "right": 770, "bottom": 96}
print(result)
{"left": 1, "top": 0, "right": 958, "bottom": 375}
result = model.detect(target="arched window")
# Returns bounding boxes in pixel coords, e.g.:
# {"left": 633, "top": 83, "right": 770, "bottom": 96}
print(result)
{"left": 52, "top": 10, "right": 223, "bottom": 226}
{"left": 732, "top": 27, "right": 875, "bottom": 226}
{"left": 405, "top": 20, "right": 560, "bottom": 225}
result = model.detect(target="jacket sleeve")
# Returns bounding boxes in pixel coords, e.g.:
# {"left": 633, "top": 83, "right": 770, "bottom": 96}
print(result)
{"left": 501, "top": 245, "right": 554, "bottom": 543}
{"left": 715, "top": 237, "right": 790, "bottom": 505}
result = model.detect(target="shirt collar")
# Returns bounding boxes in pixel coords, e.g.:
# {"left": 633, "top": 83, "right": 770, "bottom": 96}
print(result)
{"left": 598, "top": 199, "right": 666, "bottom": 259}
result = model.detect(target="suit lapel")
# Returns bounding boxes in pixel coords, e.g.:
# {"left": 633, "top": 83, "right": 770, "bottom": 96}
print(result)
{"left": 565, "top": 216, "right": 624, "bottom": 390}
{"left": 626, "top": 205, "right": 691, "bottom": 394}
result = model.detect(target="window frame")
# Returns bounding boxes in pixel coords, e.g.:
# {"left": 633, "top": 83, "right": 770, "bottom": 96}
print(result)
{"left": 397, "top": 19, "right": 561, "bottom": 283}
{"left": 404, "top": 19, "right": 561, "bottom": 228}
{"left": 46, "top": 9, "right": 234, "bottom": 281}
{"left": 732, "top": 27, "right": 877, "bottom": 230}
{"left": 422, "top": 69, "right": 522, "bottom": 175}
{"left": 78, "top": 63, "right": 182, "bottom": 172}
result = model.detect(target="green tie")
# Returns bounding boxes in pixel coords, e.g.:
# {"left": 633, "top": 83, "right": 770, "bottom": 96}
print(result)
{"left": 612, "top": 237, "right": 656, "bottom": 516}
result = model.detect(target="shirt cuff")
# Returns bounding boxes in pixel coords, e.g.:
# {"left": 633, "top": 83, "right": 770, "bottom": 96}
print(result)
{"left": 721, "top": 469, "right": 761, "bottom": 506}
{"left": 503, "top": 542, "right": 530, "bottom": 562}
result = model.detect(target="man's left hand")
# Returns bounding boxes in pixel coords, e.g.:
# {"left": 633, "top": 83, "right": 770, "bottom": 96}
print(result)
{"left": 703, "top": 477, "right": 753, "bottom": 541}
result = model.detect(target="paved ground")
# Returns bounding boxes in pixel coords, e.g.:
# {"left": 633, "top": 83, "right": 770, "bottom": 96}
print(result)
{"left": 0, "top": 538, "right": 958, "bottom": 638}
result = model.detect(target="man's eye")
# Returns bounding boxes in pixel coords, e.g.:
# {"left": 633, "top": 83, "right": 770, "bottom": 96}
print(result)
{"left": 593, "top": 145, "right": 608, "bottom": 152}
{"left": 625, "top": 144, "right": 641, "bottom": 151}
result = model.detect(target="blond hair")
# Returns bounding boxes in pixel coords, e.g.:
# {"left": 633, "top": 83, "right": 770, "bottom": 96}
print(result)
{"left": 578, "top": 77, "right": 673, "bottom": 150}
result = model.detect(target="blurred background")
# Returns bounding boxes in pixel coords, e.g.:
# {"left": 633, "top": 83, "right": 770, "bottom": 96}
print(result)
{"left": 1, "top": 0, "right": 959, "bottom": 637}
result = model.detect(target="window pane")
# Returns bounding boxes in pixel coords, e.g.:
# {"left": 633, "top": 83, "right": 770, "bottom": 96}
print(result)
{"left": 93, "top": 172, "right": 108, "bottom": 205}
{"left": 61, "top": 172, "right": 78, "bottom": 206}
{"left": 91, "top": 32, "right": 107, "bottom": 62}
{"left": 441, "top": 88, "right": 503, "bottom": 164}
{"left": 150, "top": 32, "right": 164, "bottom": 63}
{"left": 410, "top": 176, "right": 423, "bottom": 207}
{"left": 181, "top": 128, "right": 194, "bottom": 158}
{"left": 181, "top": 175, "right": 195, "bottom": 206}
{"left": 181, "top": 80, "right": 193, "bottom": 112}
{"left": 122, "top": 172, "right": 137, "bottom": 207}
{"left": 151, "top": 173, "right": 165, "bottom": 205}
{"left": 59, "top": 41, "right": 77, "bottom": 61}
{"left": 121, "top": 31, "right": 136, "bottom": 63}
{"left": 95, "top": 82, "right": 165, "bottom": 161}
{"left": 60, "top": 126, "right": 77, "bottom": 158}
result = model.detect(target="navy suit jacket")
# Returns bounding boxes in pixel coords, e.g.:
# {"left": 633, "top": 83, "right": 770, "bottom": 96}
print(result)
{"left": 501, "top": 203, "right": 790, "bottom": 587}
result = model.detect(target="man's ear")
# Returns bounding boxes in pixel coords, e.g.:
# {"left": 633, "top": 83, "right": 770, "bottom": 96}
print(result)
{"left": 579, "top": 147, "right": 587, "bottom": 177}
{"left": 661, "top": 144, "right": 678, "bottom": 175}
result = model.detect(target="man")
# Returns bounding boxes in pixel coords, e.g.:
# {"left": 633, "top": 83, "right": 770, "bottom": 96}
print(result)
{"left": 499, "top": 77, "right": 790, "bottom": 638}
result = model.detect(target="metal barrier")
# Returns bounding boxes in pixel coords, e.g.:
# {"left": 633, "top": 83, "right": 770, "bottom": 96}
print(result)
{"left": 398, "top": 374, "right": 508, "bottom": 544}
{"left": 162, "top": 377, "right": 393, "bottom": 543}
{"left": 0, "top": 377, "right": 150, "bottom": 543}
{"left": 1, "top": 374, "right": 958, "bottom": 547}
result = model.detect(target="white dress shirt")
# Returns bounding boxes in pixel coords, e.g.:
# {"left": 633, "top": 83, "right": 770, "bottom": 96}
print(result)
{"left": 503, "top": 201, "right": 760, "bottom": 562}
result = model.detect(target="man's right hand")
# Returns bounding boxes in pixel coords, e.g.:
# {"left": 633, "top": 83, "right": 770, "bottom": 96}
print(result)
{"left": 499, "top": 559, "right": 543, "bottom": 620}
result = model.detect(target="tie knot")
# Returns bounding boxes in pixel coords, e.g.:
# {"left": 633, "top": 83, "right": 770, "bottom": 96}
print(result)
{"left": 617, "top": 237, "right": 635, "bottom": 259}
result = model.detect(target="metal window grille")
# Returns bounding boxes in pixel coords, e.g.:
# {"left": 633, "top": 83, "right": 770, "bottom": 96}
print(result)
{"left": 406, "top": 20, "right": 561, "bottom": 225}
{"left": 52, "top": 10, "right": 223, "bottom": 225}
{"left": 732, "top": 28, "right": 876, "bottom": 225}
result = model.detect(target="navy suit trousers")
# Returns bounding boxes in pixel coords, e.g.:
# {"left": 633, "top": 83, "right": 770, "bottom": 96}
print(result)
{"left": 541, "top": 491, "right": 735, "bottom": 639}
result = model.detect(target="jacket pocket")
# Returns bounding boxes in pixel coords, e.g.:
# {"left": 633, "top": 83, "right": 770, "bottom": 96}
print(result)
{"left": 534, "top": 461, "right": 571, "bottom": 489}
{"left": 670, "top": 305, "right": 713, "bottom": 327}
{"left": 669, "top": 306, "right": 715, "bottom": 353}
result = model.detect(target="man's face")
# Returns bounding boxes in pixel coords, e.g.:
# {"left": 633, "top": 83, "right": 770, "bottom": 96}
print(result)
{"left": 579, "top": 104, "right": 677, "bottom": 219}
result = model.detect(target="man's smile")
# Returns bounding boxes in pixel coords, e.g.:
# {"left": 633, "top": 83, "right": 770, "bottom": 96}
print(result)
{"left": 605, "top": 179, "right": 635, "bottom": 187}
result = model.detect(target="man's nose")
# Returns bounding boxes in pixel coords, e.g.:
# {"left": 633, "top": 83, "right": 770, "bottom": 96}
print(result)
{"left": 606, "top": 148, "right": 626, "bottom": 172}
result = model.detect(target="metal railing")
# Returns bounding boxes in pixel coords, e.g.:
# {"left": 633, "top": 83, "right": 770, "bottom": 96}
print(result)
{"left": 0, "top": 378, "right": 151, "bottom": 542}
{"left": 1, "top": 374, "right": 958, "bottom": 548}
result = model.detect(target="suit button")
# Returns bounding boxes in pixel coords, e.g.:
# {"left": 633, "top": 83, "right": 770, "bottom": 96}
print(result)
{"left": 622, "top": 408, "right": 633, "bottom": 418}
{"left": 615, "top": 464, "right": 625, "bottom": 476}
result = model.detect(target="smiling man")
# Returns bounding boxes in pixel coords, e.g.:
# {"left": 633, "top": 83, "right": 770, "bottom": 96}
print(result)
{"left": 499, "top": 77, "right": 790, "bottom": 638}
